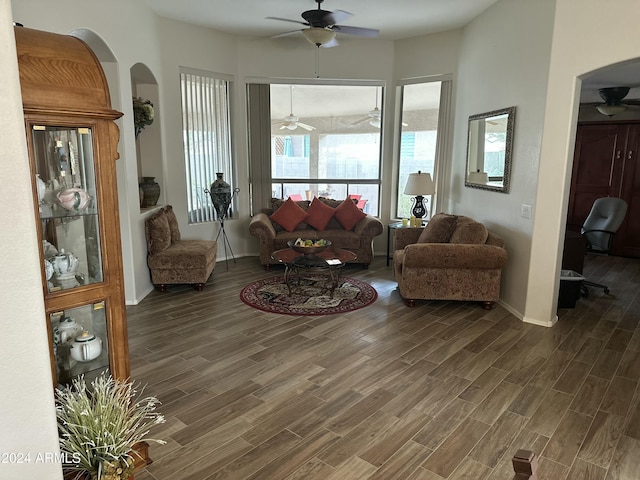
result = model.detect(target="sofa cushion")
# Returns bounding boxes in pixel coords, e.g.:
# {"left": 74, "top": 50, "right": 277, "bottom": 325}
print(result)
{"left": 449, "top": 216, "right": 489, "bottom": 244}
{"left": 164, "top": 205, "right": 181, "bottom": 244}
{"left": 147, "top": 239, "right": 217, "bottom": 269}
{"left": 270, "top": 197, "right": 310, "bottom": 232}
{"left": 417, "top": 213, "right": 458, "bottom": 243}
{"left": 334, "top": 198, "right": 367, "bottom": 231}
{"left": 146, "top": 209, "right": 171, "bottom": 255}
{"left": 270, "top": 198, "right": 310, "bottom": 231}
{"left": 305, "top": 197, "right": 335, "bottom": 230}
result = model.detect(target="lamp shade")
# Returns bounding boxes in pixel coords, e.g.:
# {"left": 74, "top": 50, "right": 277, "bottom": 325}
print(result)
{"left": 404, "top": 171, "right": 435, "bottom": 196}
{"left": 302, "top": 27, "right": 336, "bottom": 47}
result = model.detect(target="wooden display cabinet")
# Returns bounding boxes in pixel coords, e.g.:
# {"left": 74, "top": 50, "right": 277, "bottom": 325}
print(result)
{"left": 15, "top": 26, "right": 150, "bottom": 472}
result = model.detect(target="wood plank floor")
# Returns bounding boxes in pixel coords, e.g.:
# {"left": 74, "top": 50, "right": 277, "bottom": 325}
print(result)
{"left": 127, "top": 253, "right": 640, "bottom": 480}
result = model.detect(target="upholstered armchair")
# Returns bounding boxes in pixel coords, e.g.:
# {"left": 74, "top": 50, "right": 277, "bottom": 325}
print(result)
{"left": 145, "top": 206, "right": 218, "bottom": 291}
{"left": 393, "top": 214, "right": 508, "bottom": 309}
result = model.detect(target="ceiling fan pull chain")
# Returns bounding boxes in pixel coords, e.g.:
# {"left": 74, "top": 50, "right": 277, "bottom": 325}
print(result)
{"left": 315, "top": 46, "right": 321, "bottom": 78}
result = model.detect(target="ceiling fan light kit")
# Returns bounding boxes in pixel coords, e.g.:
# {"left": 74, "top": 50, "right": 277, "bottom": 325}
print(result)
{"left": 596, "top": 104, "right": 627, "bottom": 117}
{"left": 588, "top": 86, "right": 640, "bottom": 117}
{"left": 302, "top": 27, "right": 336, "bottom": 47}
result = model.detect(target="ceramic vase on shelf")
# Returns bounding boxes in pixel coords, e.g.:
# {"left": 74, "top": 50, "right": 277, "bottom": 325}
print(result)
{"left": 139, "top": 177, "right": 160, "bottom": 208}
{"left": 209, "top": 172, "right": 231, "bottom": 220}
{"left": 57, "top": 187, "right": 91, "bottom": 212}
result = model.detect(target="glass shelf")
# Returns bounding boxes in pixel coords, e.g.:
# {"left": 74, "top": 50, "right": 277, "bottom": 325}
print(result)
{"left": 51, "top": 302, "right": 110, "bottom": 387}
{"left": 33, "top": 125, "right": 104, "bottom": 293}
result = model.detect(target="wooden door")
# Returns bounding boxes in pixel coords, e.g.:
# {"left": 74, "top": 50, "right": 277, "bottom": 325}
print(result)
{"left": 567, "top": 124, "right": 627, "bottom": 230}
{"left": 616, "top": 125, "right": 640, "bottom": 256}
{"left": 569, "top": 123, "right": 640, "bottom": 257}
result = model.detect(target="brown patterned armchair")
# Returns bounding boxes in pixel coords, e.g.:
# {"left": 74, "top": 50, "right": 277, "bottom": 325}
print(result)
{"left": 393, "top": 214, "right": 507, "bottom": 309}
{"left": 145, "top": 206, "right": 217, "bottom": 291}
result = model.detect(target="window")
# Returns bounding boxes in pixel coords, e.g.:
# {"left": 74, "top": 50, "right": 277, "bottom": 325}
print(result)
{"left": 396, "top": 81, "right": 443, "bottom": 219}
{"left": 180, "top": 69, "right": 234, "bottom": 224}
{"left": 269, "top": 84, "right": 382, "bottom": 215}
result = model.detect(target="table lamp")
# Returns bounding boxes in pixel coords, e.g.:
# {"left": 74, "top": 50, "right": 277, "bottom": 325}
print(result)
{"left": 404, "top": 170, "right": 435, "bottom": 219}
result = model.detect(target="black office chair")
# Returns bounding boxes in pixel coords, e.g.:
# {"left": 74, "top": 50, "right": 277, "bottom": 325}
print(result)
{"left": 581, "top": 197, "right": 628, "bottom": 295}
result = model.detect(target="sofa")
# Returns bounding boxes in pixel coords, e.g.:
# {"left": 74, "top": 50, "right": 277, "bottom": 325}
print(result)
{"left": 249, "top": 196, "right": 384, "bottom": 268}
{"left": 145, "top": 206, "right": 218, "bottom": 291}
{"left": 393, "top": 213, "right": 507, "bottom": 309}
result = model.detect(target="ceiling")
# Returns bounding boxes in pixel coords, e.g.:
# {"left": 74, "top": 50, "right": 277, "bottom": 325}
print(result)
{"left": 143, "top": 0, "right": 640, "bottom": 109}
{"left": 144, "top": 0, "right": 500, "bottom": 41}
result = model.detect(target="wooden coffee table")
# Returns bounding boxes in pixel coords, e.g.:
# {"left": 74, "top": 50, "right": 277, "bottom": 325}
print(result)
{"left": 271, "top": 246, "right": 357, "bottom": 296}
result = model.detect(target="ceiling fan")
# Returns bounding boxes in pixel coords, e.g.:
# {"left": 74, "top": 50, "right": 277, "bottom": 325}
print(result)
{"left": 349, "top": 88, "right": 407, "bottom": 129}
{"left": 351, "top": 88, "right": 383, "bottom": 128}
{"left": 273, "top": 86, "right": 315, "bottom": 131}
{"left": 586, "top": 86, "right": 640, "bottom": 117}
{"left": 267, "top": 0, "right": 380, "bottom": 48}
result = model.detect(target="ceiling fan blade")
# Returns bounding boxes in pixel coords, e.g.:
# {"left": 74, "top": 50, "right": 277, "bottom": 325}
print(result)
{"left": 321, "top": 36, "right": 339, "bottom": 48}
{"left": 325, "top": 9, "right": 352, "bottom": 25}
{"left": 332, "top": 25, "right": 379, "bottom": 37}
{"left": 350, "top": 117, "right": 370, "bottom": 126}
{"left": 271, "top": 29, "right": 303, "bottom": 39}
{"left": 266, "top": 16, "right": 309, "bottom": 26}
{"left": 297, "top": 122, "right": 316, "bottom": 131}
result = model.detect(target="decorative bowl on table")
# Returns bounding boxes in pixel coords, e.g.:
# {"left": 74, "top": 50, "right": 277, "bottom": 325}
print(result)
{"left": 287, "top": 239, "right": 332, "bottom": 255}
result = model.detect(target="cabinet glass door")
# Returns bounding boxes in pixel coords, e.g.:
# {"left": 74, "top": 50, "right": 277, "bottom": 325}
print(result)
{"left": 32, "top": 126, "right": 103, "bottom": 292}
{"left": 51, "top": 301, "right": 110, "bottom": 386}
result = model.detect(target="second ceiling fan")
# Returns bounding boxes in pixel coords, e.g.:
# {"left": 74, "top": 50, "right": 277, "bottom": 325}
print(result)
{"left": 268, "top": 0, "right": 379, "bottom": 48}
{"left": 584, "top": 86, "right": 640, "bottom": 117}
{"left": 274, "top": 86, "right": 315, "bottom": 131}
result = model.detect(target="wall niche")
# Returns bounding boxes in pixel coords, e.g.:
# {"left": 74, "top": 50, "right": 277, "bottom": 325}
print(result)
{"left": 130, "top": 63, "right": 162, "bottom": 210}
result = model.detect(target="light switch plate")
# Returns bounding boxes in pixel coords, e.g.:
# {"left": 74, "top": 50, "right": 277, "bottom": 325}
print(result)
{"left": 521, "top": 204, "right": 532, "bottom": 219}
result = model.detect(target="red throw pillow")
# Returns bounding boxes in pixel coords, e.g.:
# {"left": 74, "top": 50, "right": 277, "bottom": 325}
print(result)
{"left": 305, "top": 197, "right": 335, "bottom": 230}
{"left": 269, "top": 197, "right": 310, "bottom": 232}
{"left": 334, "top": 197, "right": 367, "bottom": 231}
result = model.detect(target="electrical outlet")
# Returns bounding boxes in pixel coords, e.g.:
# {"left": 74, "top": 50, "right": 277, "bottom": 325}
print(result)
{"left": 521, "top": 204, "right": 532, "bottom": 219}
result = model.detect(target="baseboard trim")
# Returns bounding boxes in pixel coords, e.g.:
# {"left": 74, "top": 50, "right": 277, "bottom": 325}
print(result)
{"left": 497, "top": 300, "right": 557, "bottom": 328}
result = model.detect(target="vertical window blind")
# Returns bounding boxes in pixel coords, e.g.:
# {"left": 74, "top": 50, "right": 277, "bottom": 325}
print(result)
{"left": 180, "top": 69, "right": 234, "bottom": 224}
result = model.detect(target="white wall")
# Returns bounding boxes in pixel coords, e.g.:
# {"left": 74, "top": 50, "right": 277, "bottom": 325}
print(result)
{"left": 525, "top": 0, "right": 640, "bottom": 325}
{"left": 448, "top": 0, "right": 556, "bottom": 317}
{"left": 0, "top": 1, "right": 63, "bottom": 478}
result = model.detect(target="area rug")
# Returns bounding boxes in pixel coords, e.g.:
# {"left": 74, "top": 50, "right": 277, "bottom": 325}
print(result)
{"left": 240, "top": 275, "right": 377, "bottom": 315}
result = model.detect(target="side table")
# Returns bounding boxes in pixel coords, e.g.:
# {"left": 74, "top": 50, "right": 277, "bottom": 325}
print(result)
{"left": 387, "top": 221, "right": 427, "bottom": 266}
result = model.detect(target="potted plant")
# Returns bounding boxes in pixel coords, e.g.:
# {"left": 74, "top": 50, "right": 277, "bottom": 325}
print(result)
{"left": 55, "top": 373, "right": 165, "bottom": 480}
{"left": 132, "top": 96, "right": 154, "bottom": 138}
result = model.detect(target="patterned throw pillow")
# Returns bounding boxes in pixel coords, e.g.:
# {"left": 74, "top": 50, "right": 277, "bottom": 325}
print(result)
{"left": 163, "top": 205, "right": 181, "bottom": 244}
{"left": 417, "top": 213, "right": 458, "bottom": 243}
{"left": 146, "top": 209, "right": 171, "bottom": 255}
{"left": 305, "top": 197, "right": 336, "bottom": 230}
{"left": 334, "top": 198, "right": 367, "bottom": 231}
{"left": 449, "top": 216, "right": 489, "bottom": 244}
{"left": 269, "top": 197, "right": 310, "bottom": 232}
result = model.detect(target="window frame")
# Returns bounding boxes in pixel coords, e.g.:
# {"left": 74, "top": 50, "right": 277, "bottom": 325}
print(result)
{"left": 180, "top": 67, "right": 235, "bottom": 224}
{"left": 248, "top": 79, "right": 385, "bottom": 216}
{"left": 394, "top": 76, "right": 452, "bottom": 220}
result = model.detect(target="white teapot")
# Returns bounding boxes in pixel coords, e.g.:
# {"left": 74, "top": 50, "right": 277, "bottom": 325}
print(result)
{"left": 70, "top": 331, "right": 102, "bottom": 362}
{"left": 44, "top": 258, "right": 54, "bottom": 281}
{"left": 51, "top": 249, "right": 79, "bottom": 277}
{"left": 53, "top": 316, "right": 82, "bottom": 344}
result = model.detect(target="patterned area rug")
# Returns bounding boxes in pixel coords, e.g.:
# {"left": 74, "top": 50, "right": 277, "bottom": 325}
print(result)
{"left": 240, "top": 275, "right": 378, "bottom": 315}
